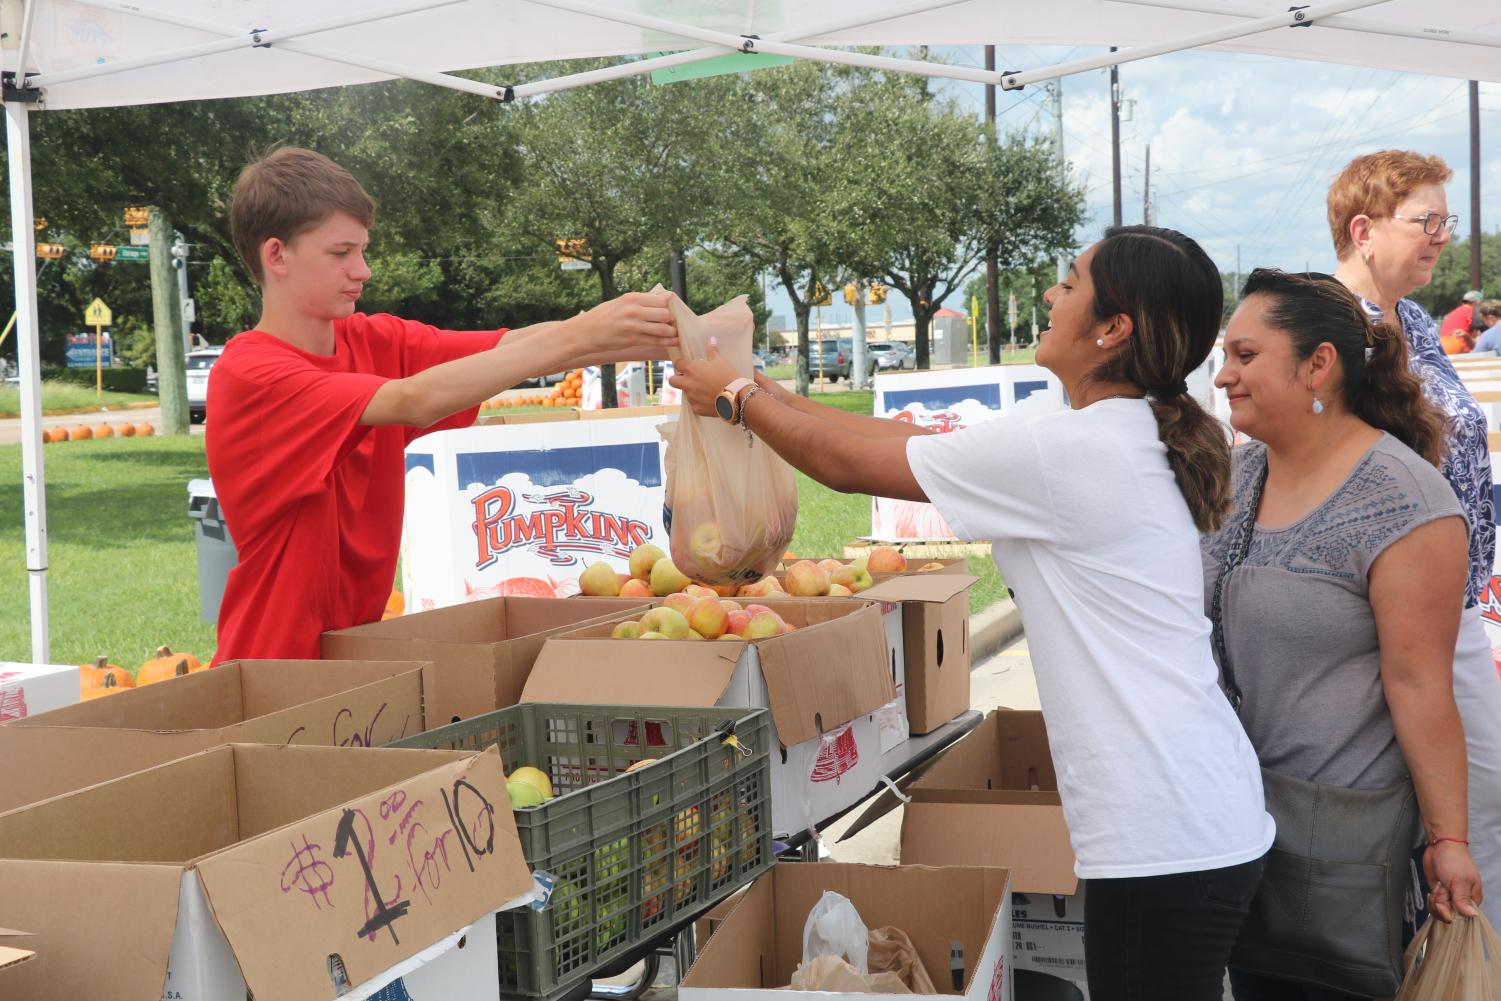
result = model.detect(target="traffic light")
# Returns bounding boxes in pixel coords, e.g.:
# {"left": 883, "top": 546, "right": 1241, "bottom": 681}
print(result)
{"left": 811, "top": 282, "right": 832, "bottom": 307}
{"left": 89, "top": 243, "right": 117, "bottom": 261}
{"left": 33, "top": 217, "right": 46, "bottom": 232}
{"left": 553, "top": 239, "right": 589, "bottom": 261}
{"left": 843, "top": 283, "right": 858, "bottom": 306}
{"left": 123, "top": 207, "right": 149, "bottom": 228}
{"left": 868, "top": 282, "right": 887, "bottom": 305}
{"left": 35, "top": 242, "right": 65, "bottom": 260}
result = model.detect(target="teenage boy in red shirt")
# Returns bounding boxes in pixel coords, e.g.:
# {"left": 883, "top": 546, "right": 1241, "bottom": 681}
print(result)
{"left": 206, "top": 147, "right": 675, "bottom": 663}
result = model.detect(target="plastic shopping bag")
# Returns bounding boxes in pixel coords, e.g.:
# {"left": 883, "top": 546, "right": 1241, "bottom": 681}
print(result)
{"left": 1395, "top": 913, "right": 1501, "bottom": 1000}
{"left": 659, "top": 289, "right": 797, "bottom": 586}
{"left": 804, "top": 891, "right": 870, "bottom": 974}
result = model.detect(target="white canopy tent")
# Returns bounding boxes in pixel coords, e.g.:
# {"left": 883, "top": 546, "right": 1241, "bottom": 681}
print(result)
{"left": 5, "top": 0, "right": 1499, "bottom": 661}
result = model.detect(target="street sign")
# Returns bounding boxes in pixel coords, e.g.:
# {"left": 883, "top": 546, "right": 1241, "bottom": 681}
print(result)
{"left": 649, "top": 52, "right": 793, "bottom": 85}
{"left": 84, "top": 298, "right": 112, "bottom": 326}
{"left": 114, "top": 246, "right": 149, "bottom": 262}
{"left": 129, "top": 228, "right": 150, "bottom": 246}
{"left": 182, "top": 298, "right": 196, "bottom": 324}
{"left": 559, "top": 260, "right": 591, "bottom": 271}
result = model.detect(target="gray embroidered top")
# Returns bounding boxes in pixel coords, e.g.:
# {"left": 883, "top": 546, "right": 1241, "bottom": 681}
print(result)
{"left": 1201, "top": 435, "right": 1463, "bottom": 788}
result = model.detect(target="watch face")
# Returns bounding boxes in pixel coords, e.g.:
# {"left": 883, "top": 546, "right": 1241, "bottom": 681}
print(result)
{"left": 715, "top": 394, "right": 735, "bottom": 421}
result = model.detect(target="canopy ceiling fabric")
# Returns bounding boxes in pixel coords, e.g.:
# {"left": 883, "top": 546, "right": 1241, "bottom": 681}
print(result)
{"left": 3, "top": 0, "right": 1497, "bottom": 112}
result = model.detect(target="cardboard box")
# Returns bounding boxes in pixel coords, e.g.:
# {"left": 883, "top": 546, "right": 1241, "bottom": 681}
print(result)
{"left": 522, "top": 598, "right": 896, "bottom": 837}
{"left": 0, "top": 663, "right": 78, "bottom": 721}
{"left": 0, "top": 659, "right": 430, "bottom": 813}
{"left": 401, "top": 413, "right": 676, "bottom": 608}
{"left": 0, "top": 742, "right": 531, "bottom": 1001}
{"left": 863, "top": 574, "right": 975, "bottom": 733}
{"left": 679, "top": 862, "right": 1013, "bottom": 1001}
{"left": 322, "top": 595, "right": 649, "bottom": 724}
{"left": 0, "top": 931, "right": 33, "bottom": 978}
{"left": 897, "top": 709, "right": 1084, "bottom": 979}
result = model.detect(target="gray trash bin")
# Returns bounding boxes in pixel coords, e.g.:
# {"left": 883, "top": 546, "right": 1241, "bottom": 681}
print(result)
{"left": 187, "top": 478, "right": 238, "bottom": 624}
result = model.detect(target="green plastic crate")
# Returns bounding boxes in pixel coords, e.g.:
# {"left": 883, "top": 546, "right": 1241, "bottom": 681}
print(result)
{"left": 386, "top": 703, "right": 773, "bottom": 999}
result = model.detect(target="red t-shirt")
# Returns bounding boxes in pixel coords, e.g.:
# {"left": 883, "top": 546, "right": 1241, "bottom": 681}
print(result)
{"left": 205, "top": 313, "right": 504, "bottom": 663}
{"left": 1441, "top": 303, "right": 1475, "bottom": 340}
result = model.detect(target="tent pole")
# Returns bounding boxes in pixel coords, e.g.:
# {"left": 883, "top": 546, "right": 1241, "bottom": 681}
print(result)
{"left": 1111, "top": 0, "right": 1501, "bottom": 49}
{"left": 36, "top": 0, "right": 471, "bottom": 89}
{"left": 16, "top": 0, "right": 41, "bottom": 85}
{"left": 1001, "top": 0, "right": 1393, "bottom": 89}
{"left": 5, "top": 98, "right": 49, "bottom": 664}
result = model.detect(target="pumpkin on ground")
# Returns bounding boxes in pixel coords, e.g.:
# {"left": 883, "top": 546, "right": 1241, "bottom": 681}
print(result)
{"left": 71, "top": 425, "right": 93, "bottom": 440}
{"left": 93, "top": 424, "right": 114, "bottom": 438}
{"left": 78, "top": 655, "right": 134, "bottom": 691}
{"left": 135, "top": 423, "right": 155, "bottom": 436}
{"left": 117, "top": 423, "right": 136, "bottom": 437}
{"left": 383, "top": 590, "right": 404, "bottom": 619}
{"left": 137, "top": 645, "right": 203, "bottom": 685}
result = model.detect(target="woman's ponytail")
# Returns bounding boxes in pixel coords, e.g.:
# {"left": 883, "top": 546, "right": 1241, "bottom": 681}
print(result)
{"left": 1353, "top": 317, "right": 1445, "bottom": 465}
{"left": 1087, "top": 226, "right": 1233, "bottom": 532}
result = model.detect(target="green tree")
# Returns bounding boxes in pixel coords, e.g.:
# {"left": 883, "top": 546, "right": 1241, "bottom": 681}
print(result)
{"left": 502, "top": 62, "right": 729, "bottom": 405}
{"left": 1408, "top": 233, "right": 1501, "bottom": 317}
{"left": 833, "top": 74, "right": 1085, "bottom": 369}
{"left": 961, "top": 259, "right": 1058, "bottom": 350}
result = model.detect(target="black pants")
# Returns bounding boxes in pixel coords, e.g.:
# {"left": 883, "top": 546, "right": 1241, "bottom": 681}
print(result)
{"left": 1084, "top": 854, "right": 1266, "bottom": 1001}
{"left": 1228, "top": 970, "right": 1368, "bottom": 1001}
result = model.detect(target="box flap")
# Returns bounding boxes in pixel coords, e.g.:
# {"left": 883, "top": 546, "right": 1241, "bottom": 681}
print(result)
{"left": 754, "top": 604, "right": 894, "bottom": 746}
{"left": 0, "top": 724, "right": 223, "bottom": 814}
{"left": 238, "top": 670, "right": 424, "bottom": 747}
{"left": 521, "top": 638, "right": 740, "bottom": 707}
{"left": 0, "top": 928, "right": 33, "bottom": 976}
{"left": 194, "top": 745, "right": 529, "bottom": 1000}
{"left": 833, "top": 750, "right": 951, "bottom": 843}
{"left": 0, "top": 862, "right": 182, "bottom": 998}
{"left": 235, "top": 660, "right": 425, "bottom": 720}
{"left": 11, "top": 661, "right": 249, "bottom": 730}
{"left": 901, "top": 800, "right": 1077, "bottom": 894}
{"left": 861, "top": 574, "right": 978, "bottom": 604}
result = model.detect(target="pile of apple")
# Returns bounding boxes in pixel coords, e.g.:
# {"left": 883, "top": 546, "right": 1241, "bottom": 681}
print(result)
{"left": 610, "top": 593, "right": 795, "bottom": 641}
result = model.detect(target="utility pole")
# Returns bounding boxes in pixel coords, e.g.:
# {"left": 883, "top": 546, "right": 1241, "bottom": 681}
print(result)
{"left": 1143, "top": 144, "right": 1151, "bottom": 226}
{"left": 1469, "top": 81, "right": 1482, "bottom": 292}
{"left": 985, "top": 43, "right": 1002, "bottom": 365}
{"left": 1110, "top": 48, "right": 1122, "bottom": 228}
{"left": 171, "top": 231, "right": 193, "bottom": 352}
{"left": 851, "top": 282, "right": 869, "bottom": 390}
{"left": 669, "top": 247, "right": 688, "bottom": 301}
{"left": 148, "top": 207, "right": 189, "bottom": 435}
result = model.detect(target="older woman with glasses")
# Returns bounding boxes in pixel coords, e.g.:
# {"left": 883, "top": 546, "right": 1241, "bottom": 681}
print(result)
{"left": 1327, "top": 150, "right": 1501, "bottom": 929}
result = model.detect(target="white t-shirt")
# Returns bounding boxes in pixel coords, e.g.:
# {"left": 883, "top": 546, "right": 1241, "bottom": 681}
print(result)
{"left": 907, "top": 398, "right": 1274, "bottom": 879}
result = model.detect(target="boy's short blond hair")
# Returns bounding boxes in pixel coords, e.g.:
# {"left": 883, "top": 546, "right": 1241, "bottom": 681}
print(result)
{"left": 230, "top": 147, "right": 376, "bottom": 284}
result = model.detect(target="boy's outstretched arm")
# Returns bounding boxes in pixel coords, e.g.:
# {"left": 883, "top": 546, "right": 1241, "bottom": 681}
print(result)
{"left": 361, "top": 292, "right": 676, "bottom": 427}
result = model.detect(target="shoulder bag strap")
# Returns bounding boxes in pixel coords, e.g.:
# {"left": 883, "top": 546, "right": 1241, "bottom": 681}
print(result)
{"left": 1209, "top": 456, "right": 1269, "bottom": 713}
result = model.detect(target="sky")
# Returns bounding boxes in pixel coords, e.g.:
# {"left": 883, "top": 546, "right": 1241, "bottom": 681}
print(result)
{"left": 765, "top": 45, "right": 1500, "bottom": 330}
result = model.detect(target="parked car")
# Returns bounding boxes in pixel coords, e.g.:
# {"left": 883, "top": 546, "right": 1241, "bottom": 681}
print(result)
{"left": 810, "top": 338, "right": 879, "bottom": 383}
{"left": 184, "top": 346, "right": 224, "bottom": 423}
{"left": 866, "top": 341, "right": 914, "bottom": 371}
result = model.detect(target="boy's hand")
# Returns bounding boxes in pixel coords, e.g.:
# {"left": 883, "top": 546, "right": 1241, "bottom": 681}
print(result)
{"left": 574, "top": 291, "right": 678, "bottom": 359}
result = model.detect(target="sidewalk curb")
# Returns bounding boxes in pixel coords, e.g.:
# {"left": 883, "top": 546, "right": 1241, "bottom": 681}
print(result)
{"left": 969, "top": 598, "right": 1023, "bottom": 663}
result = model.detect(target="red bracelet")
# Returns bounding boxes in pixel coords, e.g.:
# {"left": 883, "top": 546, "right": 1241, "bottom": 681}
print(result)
{"left": 1428, "top": 836, "right": 1470, "bottom": 847}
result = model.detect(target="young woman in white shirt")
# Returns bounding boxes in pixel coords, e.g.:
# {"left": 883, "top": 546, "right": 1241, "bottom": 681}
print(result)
{"left": 670, "top": 225, "right": 1275, "bottom": 1001}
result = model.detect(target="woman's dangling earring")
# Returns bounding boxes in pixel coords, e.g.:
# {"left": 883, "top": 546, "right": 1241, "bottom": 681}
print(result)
{"left": 1312, "top": 396, "right": 1324, "bottom": 415}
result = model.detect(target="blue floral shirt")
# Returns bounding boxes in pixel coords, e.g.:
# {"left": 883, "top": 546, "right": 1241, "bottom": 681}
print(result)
{"left": 1363, "top": 297, "right": 1495, "bottom": 608}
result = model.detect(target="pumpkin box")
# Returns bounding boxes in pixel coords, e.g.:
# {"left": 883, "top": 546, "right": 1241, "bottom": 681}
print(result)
{"left": 0, "top": 743, "right": 533, "bottom": 1001}
{"left": 321, "top": 594, "right": 649, "bottom": 725}
{"left": 0, "top": 659, "right": 429, "bottom": 813}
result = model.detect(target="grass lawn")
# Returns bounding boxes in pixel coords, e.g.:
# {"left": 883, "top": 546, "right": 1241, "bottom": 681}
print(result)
{"left": 0, "top": 380, "right": 158, "bottom": 418}
{"left": 0, "top": 393, "right": 1002, "bottom": 664}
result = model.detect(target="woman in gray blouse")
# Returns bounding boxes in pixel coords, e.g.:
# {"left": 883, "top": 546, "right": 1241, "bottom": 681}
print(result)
{"left": 1204, "top": 270, "right": 1481, "bottom": 1001}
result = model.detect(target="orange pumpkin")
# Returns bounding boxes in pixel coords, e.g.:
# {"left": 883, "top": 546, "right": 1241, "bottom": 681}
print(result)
{"left": 117, "top": 423, "right": 136, "bottom": 438}
{"left": 81, "top": 674, "right": 127, "bottom": 700}
{"left": 137, "top": 645, "right": 202, "bottom": 684}
{"left": 71, "top": 424, "right": 93, "bottom": 440}
{"left": 78, "top": 655, "right": 134, "bottom": 691}
{"left": 93, "top": 424, "right": 114, "bottom": 439}
{"left": 135, "top": 422, "right": 155, "bottom": 437}
{"left": 383, "top": 590, "right": 405, "bottom": 620}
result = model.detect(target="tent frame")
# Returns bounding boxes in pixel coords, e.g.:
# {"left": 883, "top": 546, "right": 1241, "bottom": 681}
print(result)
{"left": 0, "top": 0, "right": 1458, "bottom": 660}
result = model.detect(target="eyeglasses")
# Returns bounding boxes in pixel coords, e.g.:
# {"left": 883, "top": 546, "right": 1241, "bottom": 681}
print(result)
{"left": 1390, "top": 212, "right": 1459, "bottom": 236}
